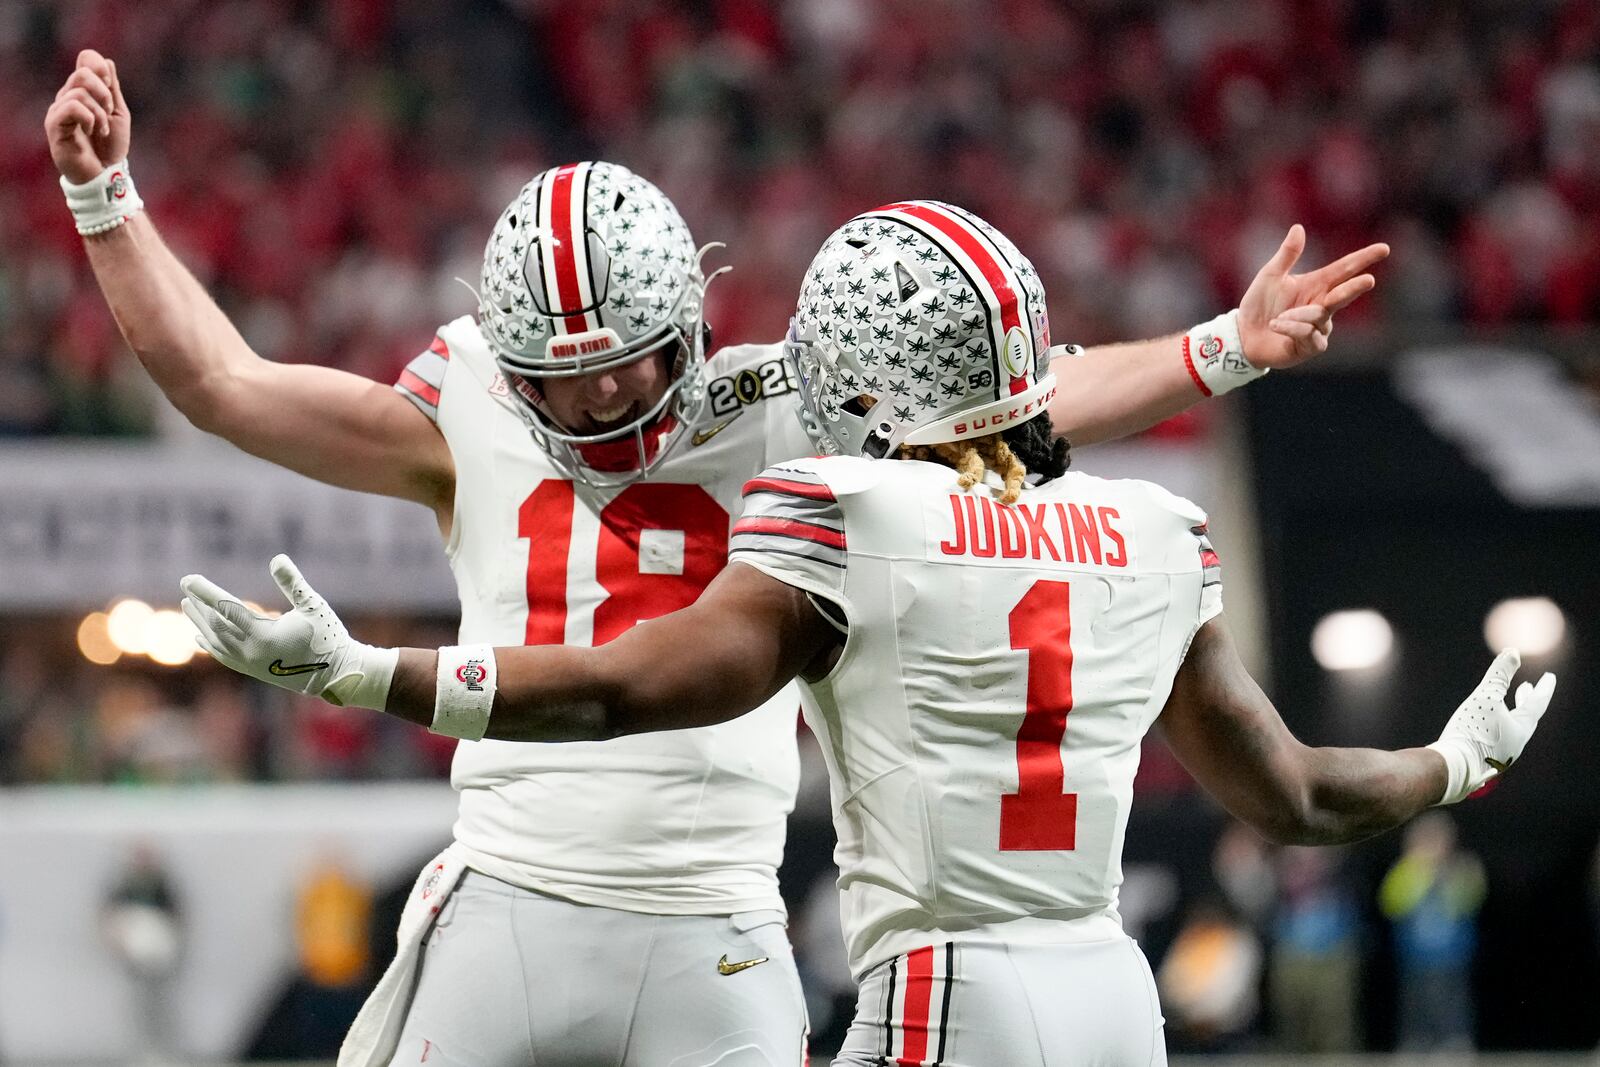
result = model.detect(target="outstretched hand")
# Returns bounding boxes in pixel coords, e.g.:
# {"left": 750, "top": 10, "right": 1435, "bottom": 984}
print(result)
{"left": 1237, "top": 225, "right": 1389, "bottom": 370}
{"left": 44, "top": 49, "right": 130, "bottom": 184}
{"left": 180, "top": 555, "right": 397, "bottom": 710}
{"left": 1428, "top": 648, "right": 1557, "bottom": 805}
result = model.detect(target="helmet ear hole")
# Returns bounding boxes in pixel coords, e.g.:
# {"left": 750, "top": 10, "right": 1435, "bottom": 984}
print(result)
{"left": 862, "top": 429, "right": 892, "bottom": 459}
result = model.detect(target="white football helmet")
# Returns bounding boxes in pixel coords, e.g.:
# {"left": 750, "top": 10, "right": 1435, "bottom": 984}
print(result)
{"left": 478, "top": 161, "right": 714, "bottom": 486}
{"left": 785, "top": 200, "right": 1057, "bottom": 460}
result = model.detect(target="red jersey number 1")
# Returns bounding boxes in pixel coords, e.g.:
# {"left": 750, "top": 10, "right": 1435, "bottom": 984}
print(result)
{"left": 520, "top": 480, "right": 730, "bottom": 647}
{"left": 1000, "top": 579, "right": 1078, "bottom": 851}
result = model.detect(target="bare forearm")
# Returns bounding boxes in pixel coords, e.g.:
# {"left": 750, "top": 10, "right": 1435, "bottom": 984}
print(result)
{"left": 83, "top": 213, "right": 257, "bottom": 410}
{"left": 83, "top": 214, "right": 452, "bottom": 504}
{"left": 1049, "top": 336, "right": 1197, "bottom": 446}
{"left": 1162, "top": 618, "right": 1449, "bottom": 848}
{"left": 381, "top": 569, "right": 830, "bottom": 744}
{"left": 384, "top": 621, "right": 799, "bottom": 743}
{"left": 1290, "top": 745, "right": 1448, "bottom": 845}
{"left": 386, "top": 646, "right": 618, "bottom": 742}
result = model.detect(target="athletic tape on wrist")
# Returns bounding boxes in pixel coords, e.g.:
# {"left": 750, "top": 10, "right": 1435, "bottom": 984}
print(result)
{"left": 434, "top": 645, "right": 496, "bottom": 741}
{"left": 1181, "top": 310, "right": 1264, "bottom": 397}
{"left": 61, "top": 160, "right": 144, "bottom": 236}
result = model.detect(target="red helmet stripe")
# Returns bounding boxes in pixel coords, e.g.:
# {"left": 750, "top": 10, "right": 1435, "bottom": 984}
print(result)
{"left": 547, "top": 163, "right": 596, "bottom": 335}
{"left": 880, "top": 202, "right": 1030, "bottom": 396}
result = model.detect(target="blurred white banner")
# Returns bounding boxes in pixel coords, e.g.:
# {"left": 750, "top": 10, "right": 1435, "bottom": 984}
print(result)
{"left": 0, "top": 435, "right": 1227, "bottom": 615}
{"left": 0, "top": 441, "right": 458, "bottom": 611}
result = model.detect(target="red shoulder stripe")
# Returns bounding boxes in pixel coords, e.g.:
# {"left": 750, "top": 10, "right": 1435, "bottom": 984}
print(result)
{"left": 742, "top": 476, "right": 837, "bottom": 501}
{"left": 398, "top": 369, "right": 441, "bottom": 407}
{"left": 733, "top": 516, "right": 846, "bottom": 549}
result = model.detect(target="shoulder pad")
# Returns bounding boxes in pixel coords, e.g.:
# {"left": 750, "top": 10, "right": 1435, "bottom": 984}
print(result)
{"left": 436, "top": 316, "right": 512, "bottom": 399}
{"left": 1131, "top": 479, "right": 1208, "bottom": 528}
{"left": 767, "top": 455, "right": 883, "bottom": 497}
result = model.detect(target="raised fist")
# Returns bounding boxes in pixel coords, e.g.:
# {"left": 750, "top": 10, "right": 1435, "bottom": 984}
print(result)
{"left": 44, "top": 49, "right": 131, "bottom": 184}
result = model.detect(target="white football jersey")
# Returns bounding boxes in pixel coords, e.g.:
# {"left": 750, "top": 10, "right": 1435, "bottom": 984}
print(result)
{"left": 396, "top": 316, "right": 815, "bottom": 915}
{"left": 728, "top": 456, "right": 1223, "bottom": 974}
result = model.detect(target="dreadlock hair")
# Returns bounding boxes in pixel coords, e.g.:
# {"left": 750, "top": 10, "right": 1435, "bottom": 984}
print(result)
{"left": 897, "top": 413, "right": 1071, "bottom": 505}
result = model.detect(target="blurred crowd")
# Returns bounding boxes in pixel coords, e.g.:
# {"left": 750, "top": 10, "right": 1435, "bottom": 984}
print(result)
{"left": 0, "top": 624, "right": 460, "bottom": 786}
{"left": 2, "top": 0, "right": 1600, "bottom": 434}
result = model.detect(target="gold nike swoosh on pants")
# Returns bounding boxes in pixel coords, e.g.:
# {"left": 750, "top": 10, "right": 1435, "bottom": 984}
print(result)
{"left": 716, "top": 953, "right": 769, "bottom": 976}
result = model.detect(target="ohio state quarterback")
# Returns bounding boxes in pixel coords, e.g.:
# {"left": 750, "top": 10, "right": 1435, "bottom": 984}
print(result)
{"left": 51, "top": 47, "right": 1386, "bottom": 1066}
{"left": 185, "top": 200, "right": 1555, "bottom": 1066}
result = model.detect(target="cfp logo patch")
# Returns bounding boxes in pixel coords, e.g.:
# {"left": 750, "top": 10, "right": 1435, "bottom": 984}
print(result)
{"left": 456, "top": 660, "right": 489, "bottom": 692}
{"left": 999, "top": 325, "right": 1033, "bottom": 380}
{"left": 708, "top": 359, "right": 795, "bottom": 417}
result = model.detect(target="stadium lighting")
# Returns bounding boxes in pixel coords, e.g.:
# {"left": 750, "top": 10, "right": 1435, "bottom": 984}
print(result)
{"left": 146, "top": 609, "right": 199, "bottom": 666}
{"left": 1311, "top": 609, "right": 1395, "bottom": 671}
{"left": 106, "top": 598, "right": 154, "bottom": 655}
{"left": 1484, "top": 597, "right": 1566, "bottom": 657}
{"left": 76, "top": 611, "right": 121, "bottom": 665}
{"left": 90, "top": 599, "right": 206, "bottom": 666}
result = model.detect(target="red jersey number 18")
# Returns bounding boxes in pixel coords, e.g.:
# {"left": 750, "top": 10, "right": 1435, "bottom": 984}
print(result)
{"left": 520, "top": 481, "right": 730, "bottom": 647}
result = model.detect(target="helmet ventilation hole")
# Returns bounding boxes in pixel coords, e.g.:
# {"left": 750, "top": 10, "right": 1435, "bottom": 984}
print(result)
{"left": 894, "top": 262, "right": 918, "bottom": 303}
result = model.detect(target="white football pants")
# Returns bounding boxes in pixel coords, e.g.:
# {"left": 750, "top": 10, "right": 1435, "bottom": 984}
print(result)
{"left": 386, "top": 870, "right": 808, "bottom": 1066}
{"left": 833, "top": 937, "right": 1166, "bottom": 1067}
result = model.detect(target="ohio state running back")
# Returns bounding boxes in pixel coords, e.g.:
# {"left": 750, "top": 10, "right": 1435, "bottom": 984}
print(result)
{"left": 184, "top": 201, "right": 1552, "bottom": 1066}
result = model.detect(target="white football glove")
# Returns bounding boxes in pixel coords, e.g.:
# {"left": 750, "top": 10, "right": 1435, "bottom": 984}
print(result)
{"left": 1427, "top": 649, "right": 1556, "bottom": 805}
{"left": 180, "top": 554, "right": 397, "bottom": 710}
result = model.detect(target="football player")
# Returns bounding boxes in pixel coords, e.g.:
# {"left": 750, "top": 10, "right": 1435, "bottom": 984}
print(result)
{"left": 183, "top": 200, "right": 1556, "bottom": 1066}
{"left": 52, "top": 49, "right": 1386, "bottom": 1066}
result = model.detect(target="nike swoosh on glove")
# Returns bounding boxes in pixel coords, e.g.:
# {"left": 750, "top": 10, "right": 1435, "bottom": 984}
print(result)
{"left": 1427, "top": 648, "right": 1556, "bottom": 805}
{"left": 179, "top": 554, "right": 398, "bottom": 711}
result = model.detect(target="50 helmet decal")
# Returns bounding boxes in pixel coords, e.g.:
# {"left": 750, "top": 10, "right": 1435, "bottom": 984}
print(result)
{"left": 478, "top": 162, "right": 722, "bottom": 487}
{"left": 784, "top": 201, "right": 1059, "bottom": 461}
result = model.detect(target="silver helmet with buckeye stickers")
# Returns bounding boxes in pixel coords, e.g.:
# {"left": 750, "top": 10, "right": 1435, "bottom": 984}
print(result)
{"left": 785, "top": 200, "right": 1057, "bottom": 460}
{"left": 478, "top": 161, "right": 717, "bottom": 487}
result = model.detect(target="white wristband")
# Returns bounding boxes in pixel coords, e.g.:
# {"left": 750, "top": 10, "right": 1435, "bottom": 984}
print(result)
{"left": 433, "top": 645, "right": 497, "bottom": 741}
{"left": 61, "top": 159, "right": 145, "bottom": 236}
{"left": 1182, "top": 310, "right": 1265, "bottom": 397}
